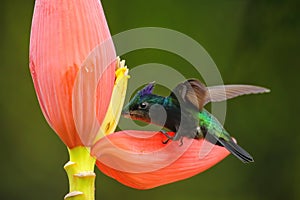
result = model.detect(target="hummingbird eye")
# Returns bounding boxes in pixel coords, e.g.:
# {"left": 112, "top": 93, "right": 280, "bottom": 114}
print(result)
{"left": 139, "top": 102, "right": 148, "bottom": 109}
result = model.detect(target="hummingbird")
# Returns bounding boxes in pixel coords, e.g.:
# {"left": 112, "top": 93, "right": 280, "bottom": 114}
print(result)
{"left": 122, "top": 79, "right": 270, "bottom": 163}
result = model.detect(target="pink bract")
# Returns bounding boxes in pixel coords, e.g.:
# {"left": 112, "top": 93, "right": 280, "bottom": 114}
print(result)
{"left": 29, "top": 0, "right": 116, "bottom": 147}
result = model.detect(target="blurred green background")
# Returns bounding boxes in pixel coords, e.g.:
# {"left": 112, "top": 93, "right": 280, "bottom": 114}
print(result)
{"left": 1, "top": 0, "right": 299, "bottom": 199}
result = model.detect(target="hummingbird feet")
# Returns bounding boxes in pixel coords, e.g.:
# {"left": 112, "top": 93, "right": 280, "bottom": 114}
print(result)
{"left": 162, "top": 138, "right": 170, "bottom": 144}
{"left": 178, "top": 137, "right": 184, "bottom": 146}
{"left": 160, "top": 130, "right": 174, "bottom": 144}
{"left": 160, "top": 130, "right": 184, "bottom": 146}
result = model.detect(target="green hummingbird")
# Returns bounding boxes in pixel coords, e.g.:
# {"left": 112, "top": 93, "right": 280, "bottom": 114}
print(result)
{"left": 122, "top": 79, "right": 270, "bottom": 163}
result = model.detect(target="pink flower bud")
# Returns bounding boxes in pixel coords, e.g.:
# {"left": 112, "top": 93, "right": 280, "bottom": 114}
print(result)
{"left": 29, "top": 0, "right": 116, "bottom": 148}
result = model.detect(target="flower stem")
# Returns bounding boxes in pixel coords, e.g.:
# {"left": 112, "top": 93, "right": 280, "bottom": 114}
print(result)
{"left": 64, "top": 146, "right": 96, "bottom": 200}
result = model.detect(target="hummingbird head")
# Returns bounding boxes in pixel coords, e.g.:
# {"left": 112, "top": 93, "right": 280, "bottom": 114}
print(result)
{"left": 122, "top": 82, "right": 166, "bottom": 124}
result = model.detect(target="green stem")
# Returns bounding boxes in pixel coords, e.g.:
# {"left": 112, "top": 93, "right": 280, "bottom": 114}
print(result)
{"left": 64, "top": 146, "right": 96, "bottom": 200}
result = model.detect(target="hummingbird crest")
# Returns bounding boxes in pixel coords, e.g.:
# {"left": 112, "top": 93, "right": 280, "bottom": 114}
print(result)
{"left": 139, "top": 81, "right": 155, "bottom": 97}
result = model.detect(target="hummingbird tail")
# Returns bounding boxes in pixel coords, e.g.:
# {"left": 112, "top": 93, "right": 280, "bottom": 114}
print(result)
{"left": 218, "top": 138, "right": 254, "bottom": 163}
{"left": 205, "top": 133, "right": 254, "bottom": 163}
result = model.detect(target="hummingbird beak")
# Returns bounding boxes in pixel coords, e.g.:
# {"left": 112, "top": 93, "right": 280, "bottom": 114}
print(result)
{"left": 121, "top": 105, "right": 130, "bottom": 118}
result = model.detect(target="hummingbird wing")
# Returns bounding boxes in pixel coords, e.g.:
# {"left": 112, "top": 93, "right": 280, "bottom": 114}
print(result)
{"left": 170, "top": 79, "right": 207, "bottom": 110}
{"left": 205, "top": 85, "right": 270, "bottom": 105}
{"left": 170, "top": 79, "right": 270, "bottom": 110}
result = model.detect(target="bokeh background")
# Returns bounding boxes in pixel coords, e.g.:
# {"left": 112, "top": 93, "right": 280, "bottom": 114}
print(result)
{"left": 1, "top": 0, "right": 299, "bottom": 199}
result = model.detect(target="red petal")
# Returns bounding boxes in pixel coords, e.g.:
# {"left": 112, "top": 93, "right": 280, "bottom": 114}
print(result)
{"left": 29, "top": 0, "right": 115, "bottom": 148}
{"left": 92, "top": 131, "right": 229, "bottom": 189}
